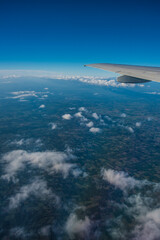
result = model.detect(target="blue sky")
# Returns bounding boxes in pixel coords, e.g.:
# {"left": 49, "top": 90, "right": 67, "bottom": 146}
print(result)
{"left": 0, "top": 0, "right": 160, "bottom": 75}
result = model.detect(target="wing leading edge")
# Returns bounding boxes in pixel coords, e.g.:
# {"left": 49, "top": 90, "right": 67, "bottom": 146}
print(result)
{"left": 84, "top": 63, "right": 160, "bottom": 83}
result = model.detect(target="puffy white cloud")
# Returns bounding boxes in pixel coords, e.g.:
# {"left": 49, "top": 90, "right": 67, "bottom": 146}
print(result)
{"left": 86, "top": 121, "right": 94, "bottom": 128}
{"left": 89, "top": 127, "right": 101, "bottom": 133}
{"left": 49, "top": 122, "right": 57, "bottom": 130}
{"left": 102, "top": 169, "right": 140, "bottom": 191}
{"left": 1, "top": 150, "right": 80, "bottom": 181}
{"left": 74, "top": 112, "right": 88, "bottom": 122}
{"left": 65, "top": 213, "right": 91, "bottom": 239}
{"left": 92, "top": 113, "right": 99, "bottom": 120}
{"left": 39, "top": 104, "right": 45, "bottom": 108}
{"left": 136, "top": 122, "right": 142, "bottom": 127}
{"left": 74, "top": 112, "right": 83, "bottom": 118}
{"left": 9, "top": 179, "right": 59, "bottom": 209}
{"left": 62, "top": 114, "right": 72, "bottom": 120}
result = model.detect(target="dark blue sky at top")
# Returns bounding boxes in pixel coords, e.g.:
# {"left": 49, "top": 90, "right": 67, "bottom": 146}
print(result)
{"left": 0, "top": 0, "right": 160, "bottom": 74}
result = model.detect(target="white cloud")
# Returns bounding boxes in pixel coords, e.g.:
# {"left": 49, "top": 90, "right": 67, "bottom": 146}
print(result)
{"left": 74, "top": 112, "right": 88, "bottom": 122}
{"left": 102, "top": 169, "right": 140, "bottom": 191}
{"left": 89, "top": 127, "right": 101, "bottom": 133}
{"left": 78, "top": 107, "right": 87, "bottom": 112}
{"left": 44, "top": 88, "right": 48, "bottom": 90}
{"left": 9, "top": 91, "right": 38, "bottom": 99}
{"left": 39, "top": 104, "right": 45, "bottom": 108}
{"left": 49, "top": 123, "right": 57, "bottom": 130}
{"left": 120, "top": 113, "right": 127, "bottom": 118}
{"left": 86, "top": 121, "right": 94, "bottom": 128}
{"left": 62, "top": 114, "right": 72, "bottom": 120}
{"left": 74, "top": 112, "right": 83, "bottom": 118}
{"left": 65, "top": 213, "right": 91, "bottom": 239}
{"left": 146, "top": 91, "right": 160, "bottom": 95}
{"left": 10, "top": 138, "right": 42, "bottom": 147}
{"left": 102, "top": 169, "right": 160, "bottom": 240}
{"left": 92, "top": 113, "right": 99, "bottom": 120}
{"left": 9, "top": 178, "right": 59, "bottom": 209}
{"left": 136, "top": 122, "right": 141, "bottom": 127}
{"left": 79, "top": 77, "right": 136, "bottom": 88}
{"left": 126, "top": 126, "right": 134, "bottom": 133}
{"left": 1, "top": 150, "right": 80, "bottom": 181}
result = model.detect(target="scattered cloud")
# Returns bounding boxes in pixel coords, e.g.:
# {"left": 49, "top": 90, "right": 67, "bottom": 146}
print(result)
{"left": 79, "top": 77, "right": 137, "bottom": 88}
{"left": 125, "top": 126, "right": 134, "bottom": 133}
{"left": 78, "top": 107, "right": 87, "bottom": 112}
{"left": 39, "top": 104, "right": 45, "bottom": 108}
{"left": 86, "top": 121, "right": 94, "bottom": 128}
{"left": 9, "top": 178, "right": 59, "bottom": 209}
{"left": 136, "top": 122, "right": 142, "bottom": 127}
{"left": 74, "top": 112, "right": 88, "bottom": 122}
{"left": 65, "top": 213, "right": 91, "bottom": 239}
{"left": 1, "top": 150, "right": 81, "bottom": 181}
{"left": 9, "top": 91, "right": 38, "bottom": 99}
{"left": 92, "top": 113, "right": 99, "bottom": 120}
{"left": 120, "top": 113, "right": 127, "bottom": 118}
{"left": 105, "top": 115, "right": 113, "bottom": 122}
{"left": 102, "top": 169, "right": 160, "bottom": 240}
{"left": 89, "top": 127, "right": 101, "bottom": 133}
{"left": 10, "top": 138, "right": 42, "bottom": 147}
{"left": 49, "top": 122, "right": 57, "bottom": 130}
{"left": 74, "top": 112, "right": 83, "bottom": 118}
{"left": 102, "top": 169, "right": 141, "bottom": 191}
{"left": 62, "top": 114, "right": 72, "bottom": 120}
{"left": 146, "top": 92, "right": 160, "bottom": 95}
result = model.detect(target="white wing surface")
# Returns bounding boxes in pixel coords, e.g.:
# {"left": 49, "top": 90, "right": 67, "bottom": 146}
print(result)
{"left": 85, "top": 63, "right": 160, "bottom": 83}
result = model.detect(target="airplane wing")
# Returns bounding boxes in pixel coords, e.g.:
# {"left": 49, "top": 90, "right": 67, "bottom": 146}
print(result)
{"left": 84, "top": 63, "right": 160, "bottom": 83}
